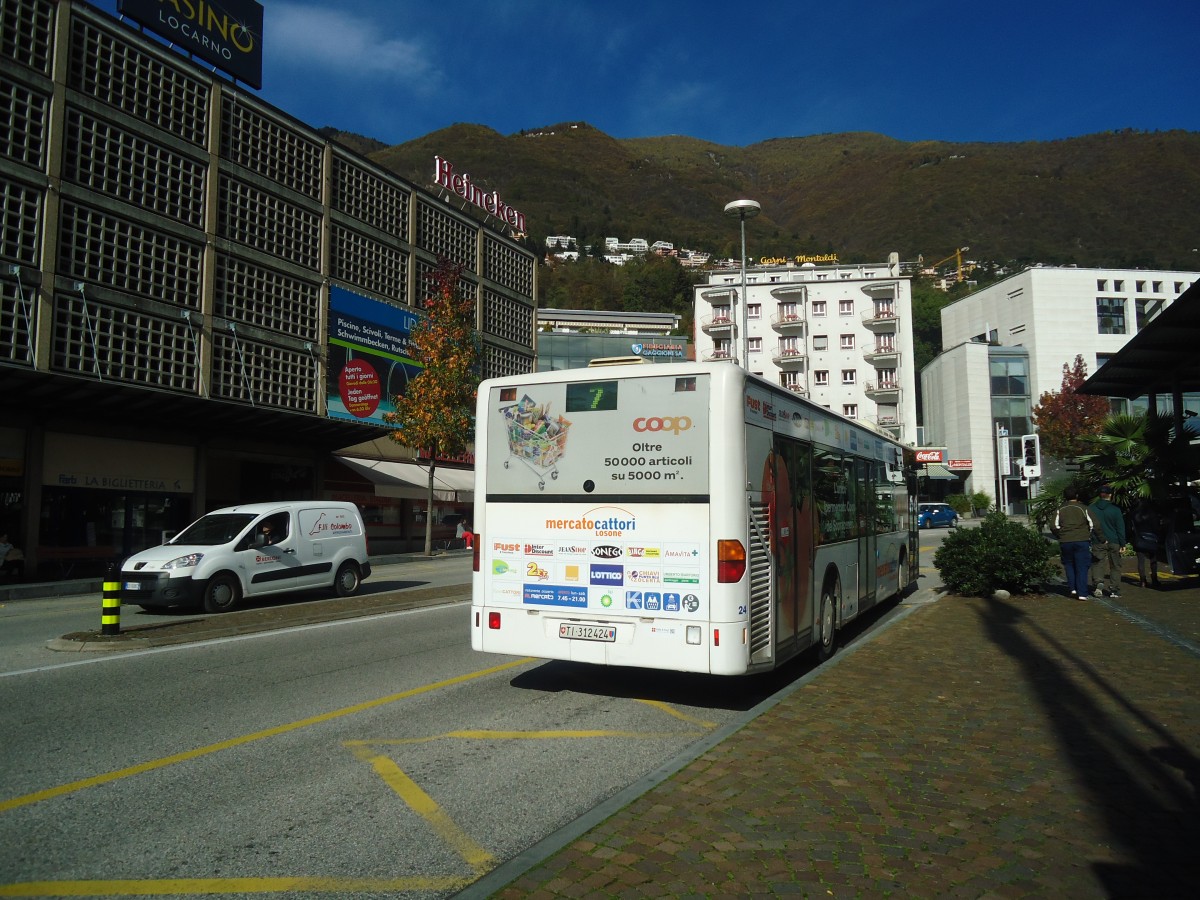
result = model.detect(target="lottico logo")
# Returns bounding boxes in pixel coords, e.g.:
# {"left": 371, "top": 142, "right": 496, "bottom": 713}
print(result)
{"left": 590, "top": 564, "right": 623, "bottom": 586}
{"left": 633, "top": 416, "right": 692, "bottom": 434}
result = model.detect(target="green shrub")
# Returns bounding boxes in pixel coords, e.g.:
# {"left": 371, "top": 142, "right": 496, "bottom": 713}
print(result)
{"left": 933, "top": 511, "right": 1058, "bottom": 596}
{"left": 945, "top": 493, "right": 972, "bottom": 516}
{"left": 969, "top": 491, "right": 992, "bottom": 515}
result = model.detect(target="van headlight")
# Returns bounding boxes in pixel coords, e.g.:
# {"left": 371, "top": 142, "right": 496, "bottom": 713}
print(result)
{"left": 163, "top": 553, "right": 203, "bottom": 570}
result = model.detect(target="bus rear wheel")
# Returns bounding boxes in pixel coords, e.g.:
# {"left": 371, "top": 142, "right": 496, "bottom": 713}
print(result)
{"left": 817, "top": 577, "right": 839, "bottom": 662}
{"left": 897, "top": 548, "right": 909, "bottom": 595}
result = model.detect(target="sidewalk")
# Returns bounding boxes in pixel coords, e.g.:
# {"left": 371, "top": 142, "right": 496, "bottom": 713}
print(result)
{"left": 482, "top": 572, "right": 1200, "bottom": 898}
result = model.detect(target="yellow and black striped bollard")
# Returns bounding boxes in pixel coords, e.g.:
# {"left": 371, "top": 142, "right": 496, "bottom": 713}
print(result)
{"left": 101, "top": 563, "right": 121, "bottom": 636}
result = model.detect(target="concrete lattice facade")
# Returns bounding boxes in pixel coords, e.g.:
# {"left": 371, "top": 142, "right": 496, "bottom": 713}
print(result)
{"left": 0, "top": 0, "right": 536, "bottom": 574}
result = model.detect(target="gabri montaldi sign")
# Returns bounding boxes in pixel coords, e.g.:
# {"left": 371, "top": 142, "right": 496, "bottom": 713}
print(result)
{"left": 433, "top": 156, "right": 527, "bottom": 232}
{"left": 118, "top": 0, "right": 264, "bottom": 89}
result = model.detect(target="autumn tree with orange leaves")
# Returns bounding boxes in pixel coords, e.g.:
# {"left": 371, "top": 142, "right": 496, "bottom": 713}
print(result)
{"left": 384, "top": 259, "right": 479, "bottom": 555}
{"left": 1031, "top": 355, "right": 1110, "bottom": 461}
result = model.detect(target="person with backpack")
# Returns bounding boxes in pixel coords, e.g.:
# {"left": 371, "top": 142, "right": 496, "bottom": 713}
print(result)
{"left": 1089, "top": 485, "right": 1127, "bottom": 598}
{"left": 1130, "top": 498, "right": 1163, "bottom": 589}
{"left": 1052, "top": 484, "right": 1099, "bottom": 600}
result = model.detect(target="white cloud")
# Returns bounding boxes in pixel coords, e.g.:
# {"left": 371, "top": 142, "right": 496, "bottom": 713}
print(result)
{"left": 268, "top": 3, "right": 438, "bottom": 84}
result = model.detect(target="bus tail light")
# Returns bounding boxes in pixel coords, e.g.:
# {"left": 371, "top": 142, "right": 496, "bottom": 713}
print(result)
{"left": 488, "top": 611, "right": 501, "bottom": 630}
{"left": 717, "top": 539, "right": 746, "bottom": 582}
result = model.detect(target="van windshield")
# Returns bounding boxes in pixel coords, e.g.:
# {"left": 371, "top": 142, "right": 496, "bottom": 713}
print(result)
{"left": 171, "top": 513, "right": 256, "bottom": 545}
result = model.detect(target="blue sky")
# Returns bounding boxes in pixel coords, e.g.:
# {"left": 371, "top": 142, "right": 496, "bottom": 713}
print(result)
{"left": 91, "top": 0, "right": 1199, "bottom": 147}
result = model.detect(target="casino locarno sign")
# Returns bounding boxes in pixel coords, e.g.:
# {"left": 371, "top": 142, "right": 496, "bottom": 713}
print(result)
{"left": 434, "top": 157, "right": 526, "bottom": 232}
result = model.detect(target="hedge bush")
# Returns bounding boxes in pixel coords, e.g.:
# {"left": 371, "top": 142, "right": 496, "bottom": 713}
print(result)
{"left": 933, "top": 512, "right": 1058, "bottom": 596}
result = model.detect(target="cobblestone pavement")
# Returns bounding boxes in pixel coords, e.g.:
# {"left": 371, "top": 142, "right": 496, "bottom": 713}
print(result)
{"left": 485, "top": 577, "right": 1200, "bottom": 899}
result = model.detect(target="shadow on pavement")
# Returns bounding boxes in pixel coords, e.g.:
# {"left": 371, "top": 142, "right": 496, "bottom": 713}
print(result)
{"left": 978, "top": 597, "right": 1198, "bottom": 896}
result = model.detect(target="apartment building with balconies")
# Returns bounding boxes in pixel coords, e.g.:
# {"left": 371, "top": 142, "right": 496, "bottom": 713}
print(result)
{"left": 692, "top": 258, "right": 918, "bottom": 445}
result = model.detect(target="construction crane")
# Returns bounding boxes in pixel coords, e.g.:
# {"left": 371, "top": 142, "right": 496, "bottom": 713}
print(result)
{"left": 920, "top": 246, "right": 972, "bottom": 282}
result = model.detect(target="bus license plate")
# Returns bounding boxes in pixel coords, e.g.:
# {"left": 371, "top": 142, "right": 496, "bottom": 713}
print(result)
{"left": 559, "top": 623, "right": 616, "bottom": 642}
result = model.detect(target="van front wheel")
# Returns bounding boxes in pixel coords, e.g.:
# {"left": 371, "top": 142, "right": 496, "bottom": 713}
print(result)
{"left": 334, "top": 561, "right": 361, "bottom": 597}
{"left": 203, "top": 574, "right": 241, "bottom": 613}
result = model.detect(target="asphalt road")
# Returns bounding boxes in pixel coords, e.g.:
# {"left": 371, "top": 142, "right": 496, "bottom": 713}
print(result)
{"left": 0, "top": 535, "right": 956, "bottom": 897}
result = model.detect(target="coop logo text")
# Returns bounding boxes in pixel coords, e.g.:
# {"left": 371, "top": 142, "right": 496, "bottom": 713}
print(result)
{"left": 633, "top": 416, "right": 692, "bottom": 435}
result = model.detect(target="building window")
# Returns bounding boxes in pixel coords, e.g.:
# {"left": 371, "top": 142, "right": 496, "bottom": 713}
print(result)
{"left": 748, "top": 303, "right": 761, "bottom": 319}
{"left": 713, "top": 305, "right": 730, "bottom": 323}
{"left": 1114, "top": 280, "right": 1124, "bottom": 291}
{"left": 812, "top": 335, "right": 828, "bottom": 351}
{"left": 811, "top": 300, "right": 827, "bottom": 316}
{"left": 843, "top": 404, "right": 858, "bottom": 419}
{"left": 781, "top": 372, "right": 800, "bottom": 391}
{"left": 1097, "top": 353, "right": 1115, "bottom": 369}
{"left": 779, "top": 302, "right": 799, "bottom": 320}
{"left": 1096, "top": 298, "right": 1126, "bottom": 334}
{"left": 1136, "top": 280, "right": 1146, "bottom": 292}
{"left": 713, "top": 340, "right": 731, "bottom": 359}
{"left": 873, "top": 301, "right": 894, "bottom": 318}
{"left": 1136, "top": 298, "right": 1164, "bottom": 331}
{"left": 1153, "top": 281, "right": 1163, "bottom": 292}
{"left": 841, "top": 369, "right": 856, "bottom": 384}
{"left": 838, "top": 299, "right": 854, "bottom": 315}
{"left": 874, "top": 335, "right": 894, "bottom": 353}
{"left": 778, "top": 336, "right": 801, "bottom": 356}
{"left": 814, "top": 370, "right": 829, "bottom": 386}
{"left": 748, "top": 337, "right": 762, "bottom": 353}
{"left": 1097, "top": 279, "right": 1108, "bottom": 291}
{"left": 877, "top": 367, "right": 897, "bottom": 387}
{"left": 840, "top": 334, "right": 855, "bottom": 349}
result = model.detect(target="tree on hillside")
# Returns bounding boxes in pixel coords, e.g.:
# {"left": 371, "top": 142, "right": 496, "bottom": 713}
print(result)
{"left": 1030, "top": 355, "right": 1110, "bottom": 461}
{"left": 383, "top": 258, "right": 479, "bottom": 556}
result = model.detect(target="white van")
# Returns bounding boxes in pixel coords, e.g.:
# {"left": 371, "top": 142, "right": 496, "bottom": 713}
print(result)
{"left": 119, "top": 501, "right": 372, "bottom": 613}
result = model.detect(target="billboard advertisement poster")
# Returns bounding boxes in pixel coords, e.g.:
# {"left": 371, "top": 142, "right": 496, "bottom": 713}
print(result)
{"left": 119, "top": 0, "right": 265, "bottom": 89}
{"left": 326, "top": 285, "right": 421, "bottom": 426}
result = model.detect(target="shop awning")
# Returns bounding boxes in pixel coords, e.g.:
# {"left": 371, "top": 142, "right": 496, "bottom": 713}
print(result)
{"left": 335, "top": 456, "right": 474, "bottom": 501}
{"left": 921, "top": 463, "right": 960, "bottom": 480}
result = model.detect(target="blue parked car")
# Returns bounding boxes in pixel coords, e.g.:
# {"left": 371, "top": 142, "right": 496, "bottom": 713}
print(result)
{"left": 918, "top": 502, "right": 959, "bottom": 529}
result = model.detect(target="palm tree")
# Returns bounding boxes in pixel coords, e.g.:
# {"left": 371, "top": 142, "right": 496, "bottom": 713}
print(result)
{"left": 1076, "top": 410, "right": 1196, "bottom": 508}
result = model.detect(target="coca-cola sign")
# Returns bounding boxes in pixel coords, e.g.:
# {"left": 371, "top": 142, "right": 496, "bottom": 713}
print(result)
{"left": 914, "top": 448, "right": 945, "bottom": 463}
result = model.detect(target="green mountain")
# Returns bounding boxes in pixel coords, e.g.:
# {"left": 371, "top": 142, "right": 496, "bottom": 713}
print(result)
{"left": 350, "top": 123, "right": 1200, "bottom": 271}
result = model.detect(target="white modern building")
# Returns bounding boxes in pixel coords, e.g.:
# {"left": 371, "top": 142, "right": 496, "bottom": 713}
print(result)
{"left": 692, "top": 257, "right": 918, "bottom": 445}
{"left": 922, "top": 266, "right": 1199, "bottom": 509}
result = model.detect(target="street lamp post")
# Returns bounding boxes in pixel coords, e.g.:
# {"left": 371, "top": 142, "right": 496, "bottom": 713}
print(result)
{"left": 724, "top": 199, "right": 760, "bottom": 368}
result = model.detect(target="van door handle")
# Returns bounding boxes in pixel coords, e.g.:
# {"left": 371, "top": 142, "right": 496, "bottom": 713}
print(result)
{"left": 283, "top": 548, "right": 296, "bottom": 554}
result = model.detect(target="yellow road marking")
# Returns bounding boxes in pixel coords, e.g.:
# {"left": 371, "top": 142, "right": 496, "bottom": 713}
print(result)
{"left": 349, "top": 748, "right": 494, "bottom": 871}
{"left": 636, "top": 698, "right": 718, "bottom": 728}
{"left": 0, "top": 658, "right": 533, "bottom": 815}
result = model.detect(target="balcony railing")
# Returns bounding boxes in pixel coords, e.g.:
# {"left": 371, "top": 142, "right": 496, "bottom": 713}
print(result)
{"left": 782, "top": 379, "right": 808, "bottom": 396}
{"left": 770, "top": 312, "right": 806, "bottom": 333}
{"left": 863, "top": 343, "right": 900, "bottom": 362}
{"left": 864, "top": 381, "right": 901, "bottom": 399}
{"left": 862, "top": 308, "right": 899, "bottom": 330}
{"left": 704, "top": 348, "right": 737, "bottom": 363}
{"left": 700, "top": 313, "right": 733, "bottom": 334}
{"left": 772, "top": 346, "right": 807, "bottom": 367}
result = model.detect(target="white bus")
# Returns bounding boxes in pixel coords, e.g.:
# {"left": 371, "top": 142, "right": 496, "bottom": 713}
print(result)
{"left": 470, "top": 361, "right": 917, "bottom": 675}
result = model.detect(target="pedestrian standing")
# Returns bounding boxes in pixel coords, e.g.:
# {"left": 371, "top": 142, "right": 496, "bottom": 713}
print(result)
{"left": 1052, "top": 485, "right": 1098, "bottom": 600}
{"left": 1130, "top": 498, "right": 1163, "bottom": 589}
{"left": 1089, "top": 485, "right": 1126, "bottom": 597}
